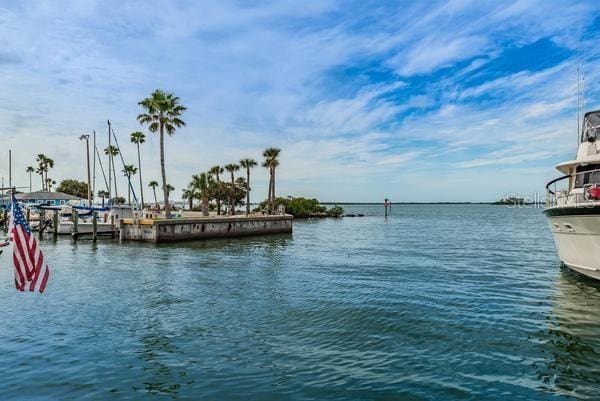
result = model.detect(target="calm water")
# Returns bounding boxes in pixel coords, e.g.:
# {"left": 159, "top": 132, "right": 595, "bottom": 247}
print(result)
{"left": 1, "top": 205, "right": 599, "bottom": 400}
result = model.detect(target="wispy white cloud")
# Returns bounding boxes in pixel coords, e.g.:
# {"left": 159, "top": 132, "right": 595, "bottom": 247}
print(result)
{"left": 0, "top": 0, "right": 598, "bottom": 202}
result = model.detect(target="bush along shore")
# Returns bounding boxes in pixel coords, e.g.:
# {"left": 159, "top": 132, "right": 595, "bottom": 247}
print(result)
{"left": 257, "top": 197, "right": 344, "bottom": 218}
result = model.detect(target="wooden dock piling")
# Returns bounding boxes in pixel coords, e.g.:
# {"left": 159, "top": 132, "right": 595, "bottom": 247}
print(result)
{"left": 72, "top": 209, "right": 79, "bottom": 239}
{"left": 39, "top": 209, "right": 46, "bottom": 237}
{"left": 53, "top": 210, "right": 59, "bottom": 238}
{"left": 92, "top": 211, "right": 98, "bottom": 242}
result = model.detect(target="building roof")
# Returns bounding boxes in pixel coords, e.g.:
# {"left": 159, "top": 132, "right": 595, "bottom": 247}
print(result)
{"left": 16, "top": 191, "right": 81, "bottom": 201}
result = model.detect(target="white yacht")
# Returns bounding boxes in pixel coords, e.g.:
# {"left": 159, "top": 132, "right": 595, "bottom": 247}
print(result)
{"left": 545, "top": 110, "right": 600, "bottom": 280}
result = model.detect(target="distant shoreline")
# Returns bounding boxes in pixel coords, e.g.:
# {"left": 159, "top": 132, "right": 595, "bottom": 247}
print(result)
{"left": 318, "top": 202, "right": 544, "bottom": 205}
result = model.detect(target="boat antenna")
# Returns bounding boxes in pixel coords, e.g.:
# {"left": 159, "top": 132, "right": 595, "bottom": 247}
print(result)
{"left": 576, "top": 18, "right": 583, "bottom": 145}
{"left": 577, "top": 66, "right": 580, "bottom": 144}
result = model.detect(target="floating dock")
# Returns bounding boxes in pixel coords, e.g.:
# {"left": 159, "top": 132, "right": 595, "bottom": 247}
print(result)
{"left": 120, "top": 214, "right": 293, "bottom": 243}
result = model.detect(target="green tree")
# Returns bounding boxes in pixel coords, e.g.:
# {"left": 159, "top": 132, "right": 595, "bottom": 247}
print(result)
{"left": 26, "top": 166, "right": 34, "bottom": 192}
{"left": 256, "top": 196, "right": 340, "bottom": 218}
{"left": 130, "top": 131, "right": 146, "bottom": 207}
{"left": 122, "top": 164, "right": 138, "bottom": 205}
{"left": 190, "top": 172, "right": 212, "bottom": 216}
{"left": 148, "top": 180, "right": 159, "bottom": 205}
{"left": 56, "top": 179, "right": 88, "bottom": 198}
{"left": 224, "top": 163, "right": 240, "bottom": 215}
{"left": 112, "top": 196, "right": 126, "bottom": 205}
{"left": 239, "top": 158, "right": 257, "bottom": 215}
{"left": 98, "top": 189, "right": 109, "bottom": 207}
{"left": 36, "top": 154, "right": 54, "bottom": 191}
{"left": 182, "top": 187, "right": 195, "bottom": 210}
{"left": 137, "top": 89, "right": 187, "bottom": 218}
{"left": 209, "top": 165, "right": 224, "bottom": 215}
{"left": 104, "top": 145, "right": 120, "bottom": 199}
{"left": 46, "top": 178, "right": 56, "bottom": 191}
{"left": 166, "top": 184, "right": 175, "bottom": 200}
{"left": 262, "top": 148, "right": 281, "bottom": 214}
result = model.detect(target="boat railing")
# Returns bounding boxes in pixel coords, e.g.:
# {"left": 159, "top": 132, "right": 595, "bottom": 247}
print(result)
{"left": 546, "top": 168, "right": 600, "bottom": 208}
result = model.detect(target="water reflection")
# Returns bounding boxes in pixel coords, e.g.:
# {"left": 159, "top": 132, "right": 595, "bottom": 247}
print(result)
{"left": 539, "top": 269, "right": 600, "bottom": 398}
{"left": 135, "top": 316, "right": 182, "bottom": 395}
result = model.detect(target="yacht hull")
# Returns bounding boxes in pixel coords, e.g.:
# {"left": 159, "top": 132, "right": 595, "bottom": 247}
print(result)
{"left": 545, "top": 207, "right": 600, "bottom": 281}
{"left": 55, "top": 221, "right": 115, "bottom": 235}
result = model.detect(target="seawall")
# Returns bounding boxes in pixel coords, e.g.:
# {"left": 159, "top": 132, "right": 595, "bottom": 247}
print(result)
{"left": 120, "top": 214, "right": 293, "bottom": 243}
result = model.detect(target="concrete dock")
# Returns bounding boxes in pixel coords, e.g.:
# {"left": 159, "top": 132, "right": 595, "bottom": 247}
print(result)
{"left": 120, "top": 214, "right": 293, "bottom": 243}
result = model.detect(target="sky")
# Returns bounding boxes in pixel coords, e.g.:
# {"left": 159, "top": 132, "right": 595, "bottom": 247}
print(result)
{"left": 1, "top": 0, "right": 600, "bottom": 202}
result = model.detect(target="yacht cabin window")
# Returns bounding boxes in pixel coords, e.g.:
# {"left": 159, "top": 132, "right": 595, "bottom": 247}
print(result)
{"left": 581, "top": 111, "right": 600, "bottom": 142}
{"left": 574, "top": 164, "right": 600, "bottom": 188}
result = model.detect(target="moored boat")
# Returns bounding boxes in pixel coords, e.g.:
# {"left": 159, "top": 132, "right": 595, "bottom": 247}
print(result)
{"left": 545, "top": 110, "right": 600, "bottom": 280}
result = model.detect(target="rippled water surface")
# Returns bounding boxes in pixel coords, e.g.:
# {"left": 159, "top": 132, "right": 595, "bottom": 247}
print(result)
{"left": 1, "top": 205, "right": 600, "bottom": 400}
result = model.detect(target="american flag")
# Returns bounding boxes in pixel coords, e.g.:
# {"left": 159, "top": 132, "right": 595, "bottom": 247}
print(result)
{"left": 10, "top": 197, "right": 50, "bottom": 293}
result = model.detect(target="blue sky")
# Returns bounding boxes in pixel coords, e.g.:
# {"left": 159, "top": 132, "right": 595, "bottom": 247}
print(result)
{"left": 1, "top": 0, "right": 600, "bottom": 202}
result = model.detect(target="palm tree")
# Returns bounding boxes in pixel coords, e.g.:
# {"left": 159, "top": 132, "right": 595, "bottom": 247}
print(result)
{"left": 181, "top": 188, "right": 194, "bottom": 210}
{"left": 36, "top": 154, "right": 54, "bottom": 190}
{"left": 130, "top": 131, "right": 146, "bottom": 207}
{"left": 239, "top": 158, "right": 257, "bottom": 215}
{"left": 104, "top": 145, "right": 120, "bottom": 199}
{"left": 98, "top": 190, "right": 109, "bottom": 207}
{"left": 148, "top": 180, "right": 159, "bottom": 206}
{"left": 46, "top": 179, "right": 56, "bottom": 191}
{"left": 166, "top": 184, "right": 175, "bottom": 199}
{"left": 137, "top": 89, "right": 187, "bottom": 218}
{"left": 26, "top": 166, "right": 34, "bottom": 192}
{"left": 189, "top": 173, "right": 212, "bottom": 216}
{"left": 209, "top": 165, "right": 224, "bottom": 215}
{"left": 224, "top": 163, "right": 240, "bottom": 215}
{"left": 35, "top": 165, "right": 44, "bottom": 190}
{"left": 262, "top": 148, "right": 281, "bottom": 214}
{"left": 122, "top": 164, "right": 138, "bottom": 205}
{"left": 182, "top": 186, "right": 196, "bottom": 210}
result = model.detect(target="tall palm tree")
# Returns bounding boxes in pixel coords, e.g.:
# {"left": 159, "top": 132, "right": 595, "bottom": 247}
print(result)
{"left": 98, "top": 190, "right": 109, "bottom": 207}
{"left": 26, "top": 166, "right": 34, "bottom": 192}
{"left": 148, "top": 180, "right": 159, "bottom": 206}
{"left": 36, "top": 154, "right": 54, "bottom": 190}
{"left": 104, "top": 145, "right": 120, "bottom": 199}
{"left": 209, "top": 165, "right": 224, "bottom": 215}
{"left": 122, "top": 164, "right": 138, "bottom": 205}
{"left": 137, "top": 89, "right": 187, "bottom": 218}
{"left": 224, "top": 163, "right": 240, "bottom": 215}
{"left": 130, "top": 131, "right": 146, "bottom": 208}
{"left": 262, "top": 148, "right": 281, "bottom": 214}
{"left": 239, "top": 158, "right": 257, "bottom": 215}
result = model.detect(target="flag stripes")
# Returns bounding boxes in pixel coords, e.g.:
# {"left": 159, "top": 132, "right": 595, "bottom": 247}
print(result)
{"left": 10, "top": 198, "right": 50, "bottom": 293}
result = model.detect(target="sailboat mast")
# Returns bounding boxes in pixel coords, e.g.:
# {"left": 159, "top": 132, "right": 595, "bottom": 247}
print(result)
{"left": 92, "top": 130, "right": 96, "bottom": 204}
{"left": 108, "top": 120, "right": 112, "bottom": 204}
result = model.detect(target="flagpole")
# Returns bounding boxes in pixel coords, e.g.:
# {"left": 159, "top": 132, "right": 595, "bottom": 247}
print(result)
{"left": 8, "top": 149, "right": 12, "bottom": 195}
